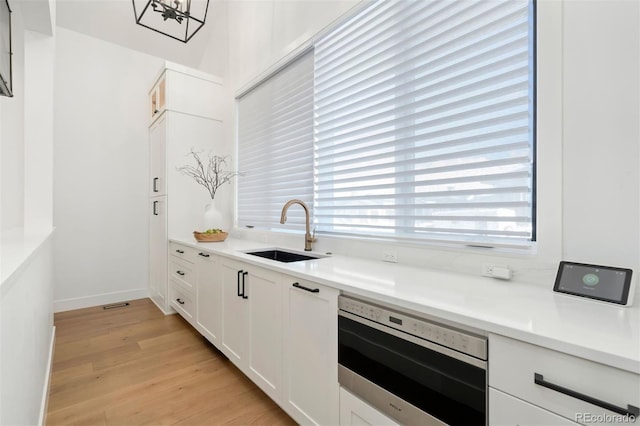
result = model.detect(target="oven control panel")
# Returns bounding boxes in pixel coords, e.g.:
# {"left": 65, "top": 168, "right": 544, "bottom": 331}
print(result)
{"left": 339, "top": 295, "right": 487, "bottom": 360}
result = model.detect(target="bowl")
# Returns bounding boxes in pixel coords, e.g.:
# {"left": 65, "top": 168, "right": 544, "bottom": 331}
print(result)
{"left": 193, "top": 231, "right": 228, "bottom": 242}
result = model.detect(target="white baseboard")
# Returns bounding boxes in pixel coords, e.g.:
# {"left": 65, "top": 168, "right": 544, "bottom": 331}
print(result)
{"left": 39, "top": 326, "right": 56, "bottom": 426}
{"left": 53, "top": 288, "right": 149, "bottom": 313}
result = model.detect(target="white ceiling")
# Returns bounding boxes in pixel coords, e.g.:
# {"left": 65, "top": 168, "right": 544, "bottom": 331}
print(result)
{"left": 55, "top": 0, "right": 222, "bottom": 70}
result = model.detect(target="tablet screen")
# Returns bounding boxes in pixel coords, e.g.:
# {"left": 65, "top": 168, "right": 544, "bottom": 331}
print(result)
{"left": 554, "top": 262, "right": 632, "bottom": 305}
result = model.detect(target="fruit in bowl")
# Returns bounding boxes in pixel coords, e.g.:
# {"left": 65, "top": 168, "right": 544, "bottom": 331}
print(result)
{"left": 194, "top": 229, "right": 228, "bottom": 242}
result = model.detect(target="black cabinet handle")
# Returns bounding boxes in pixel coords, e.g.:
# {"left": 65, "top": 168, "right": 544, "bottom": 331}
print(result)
{"left": 292, "top": 282, "right": 319, "bottom": 293}
{"left": 153, "top": 201, "right": 158, "bottom": 216}
{"left": 534, "top": 373, "right": 639, "bottom": 417}
{"left": 153, "top": 177, "right": 159, "bottom": 192}
{"left": 237, "top": 270, "right": 243, "bottom": 297}
{"left": 176, "top": 271, "right": 185, "bottom": 276}
{"left": 198, "top": 252, "right": 210, "bottom": 258}
{"left": 242, "top": 272, "right": 249, "bottom": 299}
{"left": 176, "top": 298, "right": 185, "bottom": 305}
{"left": 175, "top": 249, "right": 184, "bottom": 254}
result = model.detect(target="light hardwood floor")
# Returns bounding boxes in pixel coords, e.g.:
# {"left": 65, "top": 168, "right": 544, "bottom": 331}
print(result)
{"left": 46, "top": 298, "right": 296, "bottom": 426}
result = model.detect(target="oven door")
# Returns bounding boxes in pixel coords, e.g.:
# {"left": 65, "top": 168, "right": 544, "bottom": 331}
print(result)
{"left": 338, "top": 312, "right": 487, "bottom": 426}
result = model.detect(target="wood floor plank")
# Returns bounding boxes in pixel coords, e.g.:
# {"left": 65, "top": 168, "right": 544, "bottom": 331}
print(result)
{"left": 47, "top": 298, "right": 295, "bottom": 426}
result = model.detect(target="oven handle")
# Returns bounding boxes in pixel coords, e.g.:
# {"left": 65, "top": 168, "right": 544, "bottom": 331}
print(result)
{"left": 339, "top": 310, "right": 487, "bottom": 370}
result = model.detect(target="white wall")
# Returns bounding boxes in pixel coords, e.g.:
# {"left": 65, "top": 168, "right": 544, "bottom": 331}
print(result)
{"left": 0, "top": 235, "right": 54, "bottom": 426}
{"left": 562, "top": 0, "right": 640, "bottom": 273}
{"left": 0, "top": 7, "right": 26, "bottom": 231}
{"left": 0, "top": 3, "right": 56, "bottom": 424}
{"left": 53, "top": 28, "right": 163, "bottom": 311}
{"left": 226, "top": 0, "right": 640, "bottom": 290}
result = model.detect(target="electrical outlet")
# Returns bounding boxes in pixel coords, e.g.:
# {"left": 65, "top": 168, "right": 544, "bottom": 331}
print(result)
{"left": 383, "top": 250, "right": 398, "bottom": 263}
{"left": 482, "top": 264, "right": 512, "bottom": 280}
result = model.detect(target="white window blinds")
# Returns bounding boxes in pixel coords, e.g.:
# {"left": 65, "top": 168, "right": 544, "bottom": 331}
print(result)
{"left": 314, "top": 0, "right": 535, "bottom": 247}
{"left": 237, "top": 51, "right": 314, "bottom": 231}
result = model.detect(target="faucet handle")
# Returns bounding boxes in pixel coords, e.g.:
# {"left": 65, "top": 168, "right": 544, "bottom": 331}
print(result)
{"left": 310, "top": 226, "right": 317, "bottom": 242}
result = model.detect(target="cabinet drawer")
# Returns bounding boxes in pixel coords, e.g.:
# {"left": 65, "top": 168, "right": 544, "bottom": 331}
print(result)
{"left": 489, "top": 334, "right": 640, "bottom": 424}
{"left": 489, "top": 388, "right": 578, "bottom": 426}
{"left": 169, "top": 242, "right": 197, "bottom": 263}
{"left": 169, "top": 258, "right": 195, "bottom": 291}
{"left": 170, "top": 283, "right": 195, "bottom": 324}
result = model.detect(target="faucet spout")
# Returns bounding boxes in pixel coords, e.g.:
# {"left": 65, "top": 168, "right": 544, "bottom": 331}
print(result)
{"left": 280, "top": 199, "right": 315, "bottom": 251}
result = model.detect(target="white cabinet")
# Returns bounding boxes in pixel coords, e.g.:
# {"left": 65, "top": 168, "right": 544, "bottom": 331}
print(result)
{"left": 149, "top": 198, "right": 167, "bottom": 309}
{"left": 282, "top": 277, "right": 339, "bottom": 425}
{"left": 195, "top": 250, "right": 221, "bottom": 345}
{"left": 149, "top": 63, "right": 224, "bottom": 125}
{"left": 339, "top": 387, "right": 400, "bottom": 426}
{"left": 489, "top": 333, "right": 640, "bottom": 426}
{"left": 149, "top": 114, "right": 166, "bottom": 197}
{"left": 149, "top": 74, "right": 165, "bottom": 121}
{"left": 147, "top": 64, "right": 224, "bottom": 314}
{"left": 167, "top": 243, "right": 197, "bottom": 326}
{"left": 220, "top": 257, "right": 283, "bottom": 403}
{"left": 489, "top": 388, "right": 578, "bottom": 426}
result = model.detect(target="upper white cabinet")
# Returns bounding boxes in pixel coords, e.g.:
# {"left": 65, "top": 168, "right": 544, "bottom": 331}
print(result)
{"left": 282, "top": 277, "right": 339, "bottom": 425}
{"left": 149, "top": 62, "right": 224, "bottom": 124}
{"left": 147, "top": 63, "right": 224, "bottom": 314}
{"left": 149, "top": 114, "right": 166, "bottom": 197}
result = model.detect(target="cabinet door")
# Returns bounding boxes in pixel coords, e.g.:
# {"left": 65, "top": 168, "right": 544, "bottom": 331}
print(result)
{"left": 149, "top": 197, "right": 167, "bottom": 311}
{"left": 489, "top": 388, "right": 579, "bottom": 426}
{"left": 196, "top": 252, "right": 221, "bottom": 345}
{"left": 149, "top": 114, "right": 166, "bottom": 197}
{"left": 283, "top": 278, "right": 339, "bottom": 425}
{"left": 339, "top": 388, "right": 400, "bottom": 426}
{"left": 246, "top": 266, "right": 283, "bottom": 403}
{"left": 220, "top": 257, "right": 248, "bottom": 366}
{"left": 150, "top": 75, "right": 166, "bottom": 121}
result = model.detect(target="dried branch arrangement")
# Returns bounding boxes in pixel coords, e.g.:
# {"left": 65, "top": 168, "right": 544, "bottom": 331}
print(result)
{"left": 177, "top": 149, "right": 241, "bottom": 200}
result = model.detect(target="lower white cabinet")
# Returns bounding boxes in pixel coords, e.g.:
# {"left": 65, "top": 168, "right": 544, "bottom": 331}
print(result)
{"left": 169, "top": 281, "right": 196, "bottom": 326}
{"left": 282, "top": 277, "right": 339, "bottom": 425}
{"left": 339, "top": 387, "right": 400, "bottom": 426}
{"left": 220, "top": 257, "right": 283, "bottom": 403}
{"left": 149, "top": 197, "right": 167, "bottom": 311}
{"left": 195, "top": 251, "right": 221, "bottom": 345}
{"left": 489, "top": 333, "right": 640, "bottom": 426}
{"left": 489, "top": 388, "right": 578, "bottom": 426}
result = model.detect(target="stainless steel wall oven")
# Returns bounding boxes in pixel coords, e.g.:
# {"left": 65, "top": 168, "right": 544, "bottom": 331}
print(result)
{"left": 338, "top": 295, "right": 488, "bottom": 425}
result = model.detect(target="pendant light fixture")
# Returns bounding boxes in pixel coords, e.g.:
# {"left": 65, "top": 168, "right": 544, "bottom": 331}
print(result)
{"left": 132, "top": 0, "right": 209, "bottom": 43}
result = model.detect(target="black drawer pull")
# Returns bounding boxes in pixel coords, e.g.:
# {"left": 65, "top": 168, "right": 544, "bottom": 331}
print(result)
{"left": 198, "top": 252, "right": 210, "bottom": 258}
{"left": 176, "top": 271, "right": 185, "bottom": 276}
{"left": 153, "top": 201, "right": 158, "bottom": 216}
{"left": 292, "top": 282, "right": 319, "bottom": 293}
{"left": 175, "top": 249, "right": 184, "bottom": 254}
{"left": 153, "top": 177, "right": 159, "bottom": 192}
{"left": 242, "top": 271, "right": 248, "bottom": 299}
{"left": 534, "top": 373, "right": 639, "bottom": 417}
{"left": 176, "top": 298, "right": 185, "bottom": 305}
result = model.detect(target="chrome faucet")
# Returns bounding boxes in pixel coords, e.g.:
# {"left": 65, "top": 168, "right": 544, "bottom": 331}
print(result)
{"left": 280, "top": 199, "right": 316, "bottom": 251}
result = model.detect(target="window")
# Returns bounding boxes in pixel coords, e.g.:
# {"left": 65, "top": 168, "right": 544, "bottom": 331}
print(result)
{"left": 238, "top": 0, "right": 536, "bottom": 248}
{"left": 237, "top": 51, "right": 314, "bottom": 232}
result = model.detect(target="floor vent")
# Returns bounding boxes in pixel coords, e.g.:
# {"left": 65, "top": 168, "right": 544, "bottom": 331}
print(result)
{"left": 102, "top": 302, "right": 130, "bottom": 310}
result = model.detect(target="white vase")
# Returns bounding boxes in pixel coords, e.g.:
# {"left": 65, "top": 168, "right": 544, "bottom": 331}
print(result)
{"left": 203, "top": 201, "right": 223, "bottom": 230}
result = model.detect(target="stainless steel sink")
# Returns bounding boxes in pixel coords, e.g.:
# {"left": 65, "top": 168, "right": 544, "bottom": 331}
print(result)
{"left": 244, "top": 249, "right": 324, "bottom": 263}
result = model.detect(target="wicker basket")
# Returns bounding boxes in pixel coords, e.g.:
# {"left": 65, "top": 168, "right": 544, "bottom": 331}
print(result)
{"left": 193, "top": 231, "right": 228, "bottom": 242}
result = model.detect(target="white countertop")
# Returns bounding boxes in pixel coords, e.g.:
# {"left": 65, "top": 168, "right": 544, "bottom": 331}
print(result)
{"left": 171, "top": 236, "right": 640, "bottom": 374}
